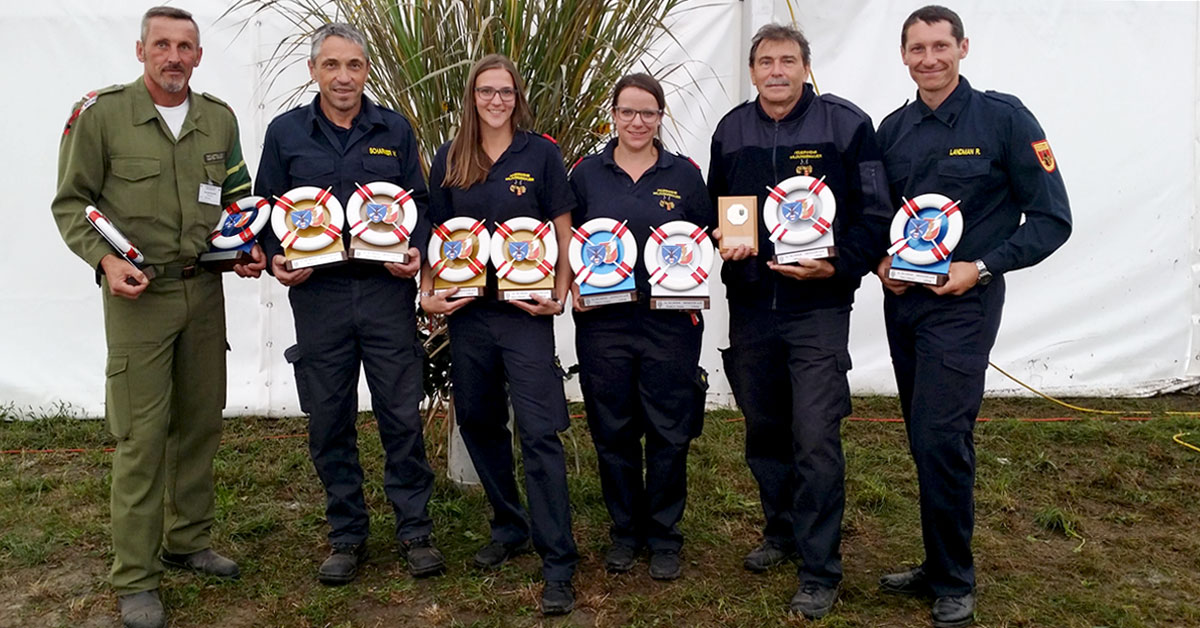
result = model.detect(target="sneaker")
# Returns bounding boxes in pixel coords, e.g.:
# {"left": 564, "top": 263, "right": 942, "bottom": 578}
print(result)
{"left": 399, "top": 535, "right": 446, "bottom": 577}
{"left": 789, "top": 581, "right": 839, "bottom": 620}
{"left": 932, "top": 593, "right": 976, "bottom": 628}
{"left": 472, "top": 538, "right": 533, "bottom": 570}
{"left": 604, "top": 543, "right": 638, "bottom": 573}
{"left": 648, "top": 550, "right": 682, "bottom": 581}
{"left": 317, "top": 542, "right": 367, "bottom": 585}
{"left": 541, "top": 580, "right": 575, "bottom": 616}
{"left": 118, "top": 589, "right": 165, "bottom": 628}
{"left": 160, "top": 548, "right": 240, "bottom": 579}
{"left": 879, "top": 565, "right": 933, "bottom": 597}
{"left": 743, "top": 541, "right": 796, "bottom": 573}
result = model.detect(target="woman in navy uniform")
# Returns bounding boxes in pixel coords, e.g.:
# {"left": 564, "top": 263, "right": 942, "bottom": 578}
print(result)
{"left": 569, "top": 73, "right": 715, "bottom": 580}
{"left": 419, "top": 54, "right": 578, "bottom": 616}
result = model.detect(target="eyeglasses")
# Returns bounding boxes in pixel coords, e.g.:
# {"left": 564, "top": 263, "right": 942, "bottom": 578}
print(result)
{"left": 613, "top": 107, "right": 663, "bottom": 123}
{"left": 475, "top": 87, "right": 517, "bottom": 102}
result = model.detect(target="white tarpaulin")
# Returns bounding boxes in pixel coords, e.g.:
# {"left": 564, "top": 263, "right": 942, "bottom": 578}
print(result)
{"left": 2, "top": 0, "right": 1196, "bottom": 418}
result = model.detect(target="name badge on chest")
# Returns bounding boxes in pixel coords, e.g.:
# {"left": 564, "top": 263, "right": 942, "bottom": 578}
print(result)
{"left": 198, "top": 182, "right": 221, "bottom": 206}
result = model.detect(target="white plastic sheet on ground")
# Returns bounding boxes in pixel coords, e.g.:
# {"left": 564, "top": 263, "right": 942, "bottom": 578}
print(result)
{"left": 2, "top": 0, "right": 1196, "bottom": 418}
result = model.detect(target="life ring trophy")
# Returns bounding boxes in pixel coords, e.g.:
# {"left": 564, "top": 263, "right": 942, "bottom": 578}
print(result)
{"left": 717, "top": 195, "right": 758, "bottom": 255}
{"left": 271, "top": 185, "right": 348, "bottom": 271}
{"left": 198, "top": 196, "right": 270, "bottom": 272}
{"left": 885, "top": 193, "right": 963, "bottom": 287}
{"left": 84, "top": 205, "right": 156, "bottom": 282}
{"left": 644, "top": 220, "right": 714, "bottom": 310}
{"left": 763, "top": 174, "right": 838, "bottom": 263}
{"left": 491, "top": 216, "right": 558, "bottom": 302}
{"left": 569, "top": 218, "right": 638, "bottom": 307}
{"left": 345, "top": 181, "right": 419, "bottom": 264}
{"left": 427, "top": 217, "right": 490, "bottom": 298}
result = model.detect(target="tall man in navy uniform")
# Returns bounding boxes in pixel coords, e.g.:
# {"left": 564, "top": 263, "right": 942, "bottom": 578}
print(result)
{"left": 874, "top": 6, "right": 1071, "bottom": 627}
{"left": 255, "top": 23, "right": 444, "bottom": 585}
{"left": 52, "top": 7, "right": 263, "bottom": 628}
{"left": 708, "top": 23, "right": 892, "bottom": 619}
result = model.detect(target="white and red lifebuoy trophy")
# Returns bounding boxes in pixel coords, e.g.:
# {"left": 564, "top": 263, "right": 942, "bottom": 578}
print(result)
{"left": 491, "top": 217, "right": 557, "bottom": 302}
{"left": 199, "top": 196, "right": 270, "bottom": 272}
{"left": 886, "top": 193, "right": 963, "bottom": 287}
{"left": 763, "top": 175, "right": 837, "bottom": 263}
{"left": 428, "top": 217, "right": 490, "bottom": 298}
{"left": 346, "top": 181, "right": 418, "bottom": 263}
{"left": 644, "top": 220, "right": 714, "bottom": 310}
{"left": 569, "top": 218, "right": 638, "bottom": 307}
{"left": 272, "top": 186, "right": 347, "bottom": 271}
{"left": 84, "top": 205, "right": 156, "bottom": 282}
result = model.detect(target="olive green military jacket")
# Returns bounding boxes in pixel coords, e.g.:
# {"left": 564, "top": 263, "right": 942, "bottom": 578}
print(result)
{"left": 52, "top": 78, "right": 252, "bottom": 269}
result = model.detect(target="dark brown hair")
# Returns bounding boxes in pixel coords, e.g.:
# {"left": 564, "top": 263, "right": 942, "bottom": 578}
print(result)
{"left": 611, "top": 73, "right": 665, "bottom": 111}
{"left": 443, "top": 54, "right": 533, "bottom": 189}
{"left": 748, "top": 23, "right": 811, "bottom": 68}
{"left": 902, "top": 5, "right": 965, "bottom": 47}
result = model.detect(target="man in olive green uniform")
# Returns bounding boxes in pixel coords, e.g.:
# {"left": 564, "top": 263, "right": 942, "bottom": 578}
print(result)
{"left": 50, "top": 7, "right": 264, "bottom": 628}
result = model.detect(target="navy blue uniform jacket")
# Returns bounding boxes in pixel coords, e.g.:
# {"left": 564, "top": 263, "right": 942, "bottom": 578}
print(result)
{"left": 875, "top": 77, "right": 1071, "bottom": 274}
{"left": 707, "top": 84, "right": 893, "bottom": 312}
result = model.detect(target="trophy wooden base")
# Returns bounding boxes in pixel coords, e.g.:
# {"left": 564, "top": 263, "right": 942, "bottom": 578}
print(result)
{"left": 888, "top": 267, "right": 948, "bottom": 286}
{"left": 434, "top": 274, "right": 487, "bottom": 299}
{"left": 650, "top": 296, "right": 710, "bottom": 310}
{"left": 500, "top": 288, "right": 554, "bottom": 302}
{"left": 889, "top": 254, "right": 950, "bottom": 286}
{"left": 774, "top": 245, "right": 838, "bottom": 264}
{"left": 718, "top": 195, "right": 758, "bottom": 255}
{"left": 498, "top": 275, "right": 554, "bottom": 302}
{"left": 579, "top": 290, "right": 637, "bottom": 308}
{"left": 285, "top": 241, "right": 346, "bottom": 271}
{"left": 199, "top": 249, "right": 253, "bottom": 273}
{"left": 349, "top": 240, "right": 409, "bottom": 264}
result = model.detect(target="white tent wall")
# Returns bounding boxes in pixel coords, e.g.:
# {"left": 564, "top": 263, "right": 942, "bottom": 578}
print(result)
{"left": 2, "top": 0, "right": 1196, "bottom": 419}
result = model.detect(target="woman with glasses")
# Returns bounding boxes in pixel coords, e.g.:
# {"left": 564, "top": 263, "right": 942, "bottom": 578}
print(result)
{"left": 568, "top": 73, "right": 715, "bottom": 580}
{"left": 420, "top": 54, "right": 578, "bottom": 615}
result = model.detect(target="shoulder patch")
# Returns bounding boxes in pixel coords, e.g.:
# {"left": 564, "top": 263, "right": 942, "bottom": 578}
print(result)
{"left": 540, "top": 132, "right": 558, "bottom": 145}
{"left": 1031, "top": 140, "right": 1057, "bottom": 173}
{"left": 62, "top": 86, "right": 121, "bottom": 136}
{"left": 570, "top": 156, "right": 585, "bottom": 172}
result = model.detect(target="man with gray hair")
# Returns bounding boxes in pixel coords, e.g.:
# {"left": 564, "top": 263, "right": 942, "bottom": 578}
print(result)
{"left": 255, "top": 22, "right": 443, "bottom": 585}
{"left": 708, "top": 22, "right": 892, "bottom": 619}
{"left": 52, "top": 6, "right": 261, "bottom": 628}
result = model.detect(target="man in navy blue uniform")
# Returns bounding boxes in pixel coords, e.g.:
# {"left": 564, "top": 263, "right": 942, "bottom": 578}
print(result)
{"left": 254, "top": 23, "right": 443, "bottom": 585}
{"left": 708, "top": 23, "right": 892, "bottom": 619}
{"left": 874, "top": 7, "right": 1071, "bottom": 627}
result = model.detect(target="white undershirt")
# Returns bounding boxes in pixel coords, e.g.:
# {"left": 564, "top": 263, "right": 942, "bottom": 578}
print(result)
{"left": 155, "top": 99, "right": 190, "bottom": 140}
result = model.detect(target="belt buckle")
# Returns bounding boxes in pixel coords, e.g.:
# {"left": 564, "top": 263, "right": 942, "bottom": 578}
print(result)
{"left": 180, "top": 264, "right": 198, "bottom": 279}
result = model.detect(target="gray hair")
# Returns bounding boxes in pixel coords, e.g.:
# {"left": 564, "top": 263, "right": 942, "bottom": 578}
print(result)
{"left": 310, "top": 23, "right": 369, "bottom": 62}
{"left": 141, "top": 6, "right": 200, "bottom": 46}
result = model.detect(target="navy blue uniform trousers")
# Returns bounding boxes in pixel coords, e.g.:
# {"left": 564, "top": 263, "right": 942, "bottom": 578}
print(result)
{"left": 448, "top": 303, "right": 579, "bottom": 582}
{"left": 883, "top": 277, "right": 1005, "bottom": 597}
{"left": 575, "top": 307, "right": 704, "bottom": 552}
{"left": 287, "top": 273, "right": 434, "bottom": 545}
{"left": 722, "top": 303, "right": 852, "bottom": 587}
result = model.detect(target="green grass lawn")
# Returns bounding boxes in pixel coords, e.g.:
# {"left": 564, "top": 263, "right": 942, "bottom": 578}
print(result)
{"left": 1, "top": 395, "right": 1198, "bottom": 627}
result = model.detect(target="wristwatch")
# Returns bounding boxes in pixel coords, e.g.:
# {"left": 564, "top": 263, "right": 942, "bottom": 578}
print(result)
{"left": 974, "top": 260, "right": 992, "bottom": 285}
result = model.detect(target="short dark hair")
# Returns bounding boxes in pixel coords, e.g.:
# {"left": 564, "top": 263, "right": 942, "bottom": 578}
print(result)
{"left": 141, "top": 6, "right": 199, "bottom": 45}
{"left": 901, "top": 5, "right": 965, "bottom": 47}
{"left": 748, "top": 24, "right": 811, "bottom": 68}
{"left": 611, "top": 73, "right": 666, "bottom": 111}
